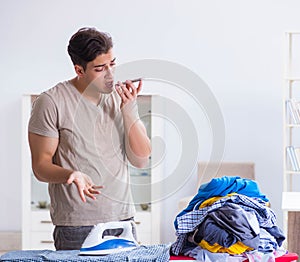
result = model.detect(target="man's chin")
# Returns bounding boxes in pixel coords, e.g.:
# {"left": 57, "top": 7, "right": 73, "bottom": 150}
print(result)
{"left": 102, "top": 88, "right": 114, "bottom": 94}
{"left": 89, "top": 83, "right": 114, "bottom": 94}
{"left": 101, "top": 84, "right": 115, "bottom": 94}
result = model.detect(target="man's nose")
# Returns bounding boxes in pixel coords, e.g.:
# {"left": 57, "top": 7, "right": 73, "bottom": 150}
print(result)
{"left": 105, "top": 66, "right": 114, "bottom": 78}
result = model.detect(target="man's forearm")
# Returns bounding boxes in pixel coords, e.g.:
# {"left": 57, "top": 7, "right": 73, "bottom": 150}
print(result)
{"left": 122, "top": 102, "right": 151, "bottom": 168}
{"left": 116, "top": 80, "right": 152, "bottom": 168}
{"left": 125, "top": 119, "right": 151, "bottom": 168}
{"left": 32, "top": 161, "right": 73, "bottom": 184}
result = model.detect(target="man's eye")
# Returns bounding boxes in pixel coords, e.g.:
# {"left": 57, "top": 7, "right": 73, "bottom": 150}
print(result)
{"left": 110, "top": 63, "right": 116, "bottom": 67}
{"left": 95, "top": 68, "right": 104, "bottom": 72}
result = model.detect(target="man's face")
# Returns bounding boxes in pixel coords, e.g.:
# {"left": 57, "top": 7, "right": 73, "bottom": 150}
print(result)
{"left": 83, "top": 48, "right": 116, "bottom": 94}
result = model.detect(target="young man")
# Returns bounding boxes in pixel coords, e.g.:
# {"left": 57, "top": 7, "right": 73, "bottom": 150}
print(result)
{"left": 28, "top": 27, "right": 151, "bottom": 250}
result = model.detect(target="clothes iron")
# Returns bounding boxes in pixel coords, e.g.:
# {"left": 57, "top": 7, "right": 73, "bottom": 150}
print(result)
{"left": 79, "top": 221, "right": 139, "bottom": 255}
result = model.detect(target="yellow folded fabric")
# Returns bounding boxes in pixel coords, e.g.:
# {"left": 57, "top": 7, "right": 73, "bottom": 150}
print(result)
{"left": 199, "top": 193, "right": 237, "bottom": 208}
{"left": 200, "top": 239, "right": 253, "bottom": 255}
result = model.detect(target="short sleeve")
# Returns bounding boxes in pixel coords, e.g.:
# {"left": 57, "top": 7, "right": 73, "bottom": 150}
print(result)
{"left": 28, "top": 93, "right": 59, "bottom": 138}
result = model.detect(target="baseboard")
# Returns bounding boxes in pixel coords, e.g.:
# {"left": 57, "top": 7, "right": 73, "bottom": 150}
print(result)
{"left": 0, "top": 231, "right": 21, "bottom": 251}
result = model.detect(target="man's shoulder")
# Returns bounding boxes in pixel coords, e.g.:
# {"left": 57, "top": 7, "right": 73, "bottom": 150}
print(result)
{"left": 32, "top": 81, "right": 73, "bottom": 112}
{"left": 43, "top": 81, "right": 70, "bottom": 98}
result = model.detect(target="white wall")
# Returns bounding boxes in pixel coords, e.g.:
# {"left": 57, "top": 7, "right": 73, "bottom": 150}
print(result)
{"left": 1, "top": 0, "right": 300, "bottom": 243}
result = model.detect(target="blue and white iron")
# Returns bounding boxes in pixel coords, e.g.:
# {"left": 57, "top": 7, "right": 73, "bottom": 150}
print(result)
{"left": 79, "top": 221, "right": 139, "bottom": 255}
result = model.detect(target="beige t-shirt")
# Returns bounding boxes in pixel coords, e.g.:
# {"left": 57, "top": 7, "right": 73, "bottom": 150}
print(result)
{"left": 28, "top": 80, "right": 136, "bottom": 226}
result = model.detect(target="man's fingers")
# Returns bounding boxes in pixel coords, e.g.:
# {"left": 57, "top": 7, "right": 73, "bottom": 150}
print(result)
{"left": 68, "top": 171, "right": 102, "bottom": 202}
{"left": 79, "top": 188, "right": 86, "bottom": 202}
{"left": 88, "top": 188, "right": 101, "bottom": 195}
{"left": 121, "top": 82, "right": 132, "bottom": 97}
{"left": 115, "top": 82, "right": 124, "bottom": 94}
{"left": 115, "top": 82, "right": 127, "bottom": 99}
{"left": 84, "top": 189, "right": 96, "bottom": 200}
{"left": 72, "top": 180, "right": 85, "bottom": 202}
{"left": 115, "top": 80, "right": 140, "bottom": 110}
{"left": 78, "top": 187, "right": 100, "bottom": 202}
{"left": 131, "top": 82, "right": 137, "bottom": 97}
{"left": 125, "top": 80, "right": 139, "bottom": 97}
{"left": 92, "top": 185, "right": 104, "bottom": 189}
{"left": 136, "top": 79, "right": 142, "bottom": 94}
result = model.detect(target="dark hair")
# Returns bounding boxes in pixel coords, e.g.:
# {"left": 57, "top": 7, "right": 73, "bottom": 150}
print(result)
{"left": 67, "top": 27, "right": 113, "bottom": 70}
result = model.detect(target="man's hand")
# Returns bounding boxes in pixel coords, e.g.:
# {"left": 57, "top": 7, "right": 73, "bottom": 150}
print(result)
{"left": 67, "top": 171, "right": 103, "bottom": 202}
{"left": 115, "top": 79, "right": 142, "bottom": 109}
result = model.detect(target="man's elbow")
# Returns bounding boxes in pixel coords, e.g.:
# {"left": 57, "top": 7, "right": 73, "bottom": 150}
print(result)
{"left": 32, "top": 162, "right": 47, "bottom": 182}
{"left": 130, "top": 156, "right": 150, "bottom": 169}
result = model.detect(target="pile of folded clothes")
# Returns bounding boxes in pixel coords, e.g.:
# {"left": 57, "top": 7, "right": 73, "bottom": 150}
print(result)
{"left": 171, "top": 176, "right": 286, "bottom": 261}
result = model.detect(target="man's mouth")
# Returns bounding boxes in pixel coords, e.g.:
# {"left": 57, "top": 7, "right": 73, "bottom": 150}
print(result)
{"left": 105, "top": 81, "right": 114, "bottom": 89}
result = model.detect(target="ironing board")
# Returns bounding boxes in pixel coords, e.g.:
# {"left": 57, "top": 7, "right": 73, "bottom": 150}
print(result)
{"left": 1, "top": 248, "right": 298, "bottom": 262}
{"left": 0, "top": 244, "right": 170, "bottom": 262}
{"left": 1, "top": 250, "right": 298, "bottom": 262}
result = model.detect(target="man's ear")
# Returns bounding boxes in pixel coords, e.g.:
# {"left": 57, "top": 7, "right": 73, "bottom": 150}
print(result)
{"left": 74, "top": 65, "right": 84, "bottom": 76}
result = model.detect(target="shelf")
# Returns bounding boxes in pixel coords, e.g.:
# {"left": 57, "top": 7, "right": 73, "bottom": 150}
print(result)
{"left": 282, "top": 192, "right": 300, "bottom": 211}
{"left": 286, "top": 124, "right": 300, "bottom": 128}
{"left": 284, "top": 170, "right": 300, "bottom": 174}
{"left": 285, "top": 77, "right": 300, "bottom": 81}
{"left": 286, "top": 31, "right": 300, "bottom": 34}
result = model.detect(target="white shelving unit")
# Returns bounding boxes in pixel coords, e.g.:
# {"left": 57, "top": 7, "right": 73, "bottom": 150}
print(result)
{"left": 282, "top": 31, "right": 300, "bottom": 254}
{"left": 21, "top": 94, "right": 164, "bottom": 249}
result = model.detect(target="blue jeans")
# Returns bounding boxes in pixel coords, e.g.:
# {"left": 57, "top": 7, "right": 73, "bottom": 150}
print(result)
{"left": 53, "top": 217, "right": 136, "bottom": 250}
